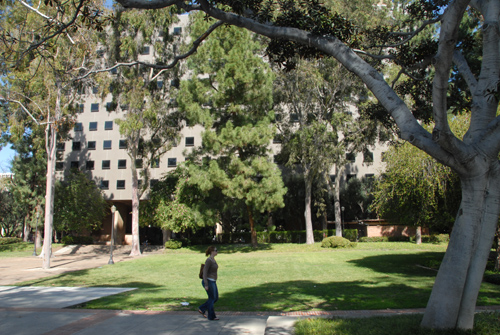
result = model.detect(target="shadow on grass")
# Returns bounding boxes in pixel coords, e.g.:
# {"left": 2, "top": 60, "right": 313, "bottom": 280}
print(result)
{"left": 347, "top": 252, "right": 445, "bottom": 277}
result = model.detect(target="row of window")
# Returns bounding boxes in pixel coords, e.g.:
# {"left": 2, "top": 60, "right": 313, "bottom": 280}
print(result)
{"left": 99, "top": 178, "right": 161, "bottom": 190}
{"left": 59, "top": 137, "right": 195, "bottom": 152}
{"left": 75, "top": 121, "right": 114, "bottom": 131}
{"left": 56, "top": 158, "right": 178, "bottom": 171}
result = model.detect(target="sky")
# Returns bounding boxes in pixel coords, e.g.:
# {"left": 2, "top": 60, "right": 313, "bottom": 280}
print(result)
{"left": 0, "top": 144, "right": 15, "bottom": 173}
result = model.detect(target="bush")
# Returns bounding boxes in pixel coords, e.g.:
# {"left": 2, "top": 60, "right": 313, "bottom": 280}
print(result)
{"left": 344, "top": 229, "right": 358, "bottom": 242}
{"left": 61, "top": 236, "right": 94, "bottom": 245}
{"left": 321, "top": 236, "right": 356, "bottom": 249}
{"left": 484, "top": 274, "right": 500, "bottom": 285}
{"left": 164, "top": 240, "right": 182, "bottom": 249}
{"left": 0, "top": 237, "right": 23, "bottom": 245}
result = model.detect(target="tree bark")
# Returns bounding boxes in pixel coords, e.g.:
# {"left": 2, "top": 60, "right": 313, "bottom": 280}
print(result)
{"left": 415, "top": 226, "right": 422, "bottom": 245}
{"left": 422, "top": 169, "right": 500, "bottom": 329}
{"left": 304, "top": 175, "right": 314, "bottom": 244}
{"left": 130, "top": 164, "right": 142, "bottom": 256}
{"left": 247, "top": 205, "right": 258, "bottom": 247}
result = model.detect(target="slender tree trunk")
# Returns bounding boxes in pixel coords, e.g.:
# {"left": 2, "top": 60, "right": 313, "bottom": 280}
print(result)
{"left": 23, "top": 214, "right": 30, "bottom": 242}
{"left": 415, "top": 225, "right": 422, "bottom": 245}
{"left": 304, "top": 175, "right": 314, "bottom": 244}
{"left": 422, "top": 170, "right": 500, "bottom": 329}
{"left": 334, "top": 166, "right": 343, "bottom": 237}
{"left": 495, "top": 226, "right": 500, "bottom": 272}
{"left": 246, "top": 205, "right": 258, "bottom": 247}
{"left": 130, "top": 164, "right": 141, "bottom": 256}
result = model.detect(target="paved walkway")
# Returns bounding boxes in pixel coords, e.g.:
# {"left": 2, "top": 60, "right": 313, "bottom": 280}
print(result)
{"left": 1, "top": 245, "right": 499, "bottom": 334}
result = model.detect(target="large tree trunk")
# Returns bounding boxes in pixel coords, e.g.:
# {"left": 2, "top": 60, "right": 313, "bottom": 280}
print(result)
{"left": 422, "top": 170, "right": 500, "bottom": 329}
{"left": 130, "top": 165, "right": 141, "bottom": 256}
{"left": 304, "top": 176, "right": 314, "bottom": 244}
{"left": 495, "top": 226, "right": 500, "bottom": 272}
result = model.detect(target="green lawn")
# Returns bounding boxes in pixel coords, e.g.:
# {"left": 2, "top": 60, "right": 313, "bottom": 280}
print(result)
{"left": 294, "top": 312, "right": 500, "bottom": 335}
{"left": 15, "top": 242, "right": 500, "bottom": 313}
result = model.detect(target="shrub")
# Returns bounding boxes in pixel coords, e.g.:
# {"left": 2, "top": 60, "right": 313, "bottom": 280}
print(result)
{"left": 61, "top": 236, "right": 94, "bottom": 245}
{"left": 344, "top": 229, "right": 358, "bottom": 242}
{"left": 484, "top": 274, "right": 500, "bottom": 285}
{"left": 164, "top": 240, "right": 182, "bottom": 249}
{"left": 321, "top": 236, "right": 356, "bottom": 248}
{"left": 0, "top": 237, "right": 23, "bottom": 245}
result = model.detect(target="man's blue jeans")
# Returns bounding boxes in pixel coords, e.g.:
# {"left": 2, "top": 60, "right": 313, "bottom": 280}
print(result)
{"left": 199, "top": 279, "right": 218, "bottom": 320}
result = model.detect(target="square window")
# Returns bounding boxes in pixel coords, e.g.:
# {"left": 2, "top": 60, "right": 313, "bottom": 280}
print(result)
{"left": 100, "top": 180, "right": 109, "bottom": 190}
{"left": 363, "top": 150, "right": 374, "bottom": 163}
{"left": 116, "top": 180, "right": 126, "bottom": 189}
{"left": 151, "top": 158, "right": 160, "bottom": 168}
{"left": 156, "top": 80, "right": 163, "bottom": 89}
{"left": 78, "top": 104, "right": 84, "bottom": 113}
{"left": 72, "top": 141, "right": 81, "bottom": 151}
{"left": 55, "top": 162, "right": 64, "bottom": 171}
{"left": 104, "top": 121, "right": 113, "bottom": 130}
{"left": 103, "top": 140, "right": 112, "bottom": 150}
{"left": 91, "top": 103, "right": 99, "bottom": 112}
{"left": 74, "top": 123, "right": 83, "bottom": 131}
{"left": 110, "top": 67, "right": 118, "bottom": 75}
{"left": 150, "top": 179, "right": 158, "bottom": 187}
{"left": 86, "top": 161, "right": 95, "bottom": 170}
{"left": 135, "top": 159, "right": 143, "bottom": 168}
{"left": 70, "top": 161, "right": 79, "bottom": 169}
{"left": 102, "top": 160, "right": 110, "bottom": 170}
{"left": 346, "top": 152, "right": 356, "bottom": 162}
{"left": 273, "top": 135, "right": 282, "bottom": 144}
{"left": 291, "top": 113, "right": 299, "bottom": 122}
{"left": 106, "top": 102, "right": 116, "bottom": 112}
{"left": 173, "top": 27, "right": 182, "bottom": 35}
{"left": 347, "top": 174, "right": 357, "bottom": 182}
{"left": 141, "top": 46, "right": 150, "bottom": 55}
{"left": 89, "top": 122, "right": 98, "bottom": 131}
{"left": 118, "top": 159, "right": 127, "bottom": 169}
{"left": 185, "top": 137, "right": 194, "bottom": 147}
{"left": 120, "top": 104, "right": 129, "bottom": 111}
{"left": 87, "top": 141, "right": 96, "bottom": 150}
{"left": 119, "top": 140, "right": 127, "bottom": 149}
{"left": 57, "top": 143, "right": 65, "bottom": 151}
{"left": 92, "top": 86, "right": 99, "bottom": 94}
{"left": 167, "top": 158, "right": 177, "bottom": 168}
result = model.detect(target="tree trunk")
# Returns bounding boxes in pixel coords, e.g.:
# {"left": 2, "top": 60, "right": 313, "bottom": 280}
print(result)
{"left": 334, "top": 166, "right": 343, "bottom": 237}
{"left": 495, "top": 226, "right": 500, "bottom": 272}
{"left": 42, "top": 118, "right": 57, "bottom": 269}
{"left": 130, "top": 165, "right": 142, "bottom": 256}
{"left": 162, "top": 229, "right": 171, "bottom": 245}
{"left": 23, "top": 214, "right": 30, "bottom": 242}
{"left": 36, "top": 225, "right": 42, "bottom": 249}
{"left": 246, "top": 205, "right": 258, "bottom": 247}
{"left": 415, "top": 225, "right": 422, "bottom": 245}
{"left": 422, "top": 171, "right": 500, "bottom": 329}
{"left": 304, "top": 176, "right": 314, "bottom": 244}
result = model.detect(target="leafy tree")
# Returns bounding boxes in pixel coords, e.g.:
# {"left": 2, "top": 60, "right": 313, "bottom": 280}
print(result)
{"left": 273, "top": 56, "right": 369, "bottom": 242}
{"left": 117, "top": 0, "right": 500, "bottom": 329}
{"left": 372, "top": 114, "right": 468, "bottom": 239}
{"left": 340, "top": 176, "right": 377, "bottom": 222}
{"left": 53, "top": 169, "right": 108, "bottom": 237}
{"left": 98, "top": 7, "right": 183, "bottom": 256}
{"left": 176, "top": 13, "right": 286, "bottom": 247}
{"left": 0, "top": 0, "right": 100, "bottom": 268}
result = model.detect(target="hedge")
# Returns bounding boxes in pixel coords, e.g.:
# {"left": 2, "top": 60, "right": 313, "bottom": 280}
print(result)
{"left": 0, "top": 237, "right": 23, "bottom": 245}
{"left": 61, "top": 236, "right": 94, "bottom": 245}
{"left": 321, "top": 236, "right": 356, "bottom": 249}
{"left": 216, "top": 230, "right": 336, "bottom": 244}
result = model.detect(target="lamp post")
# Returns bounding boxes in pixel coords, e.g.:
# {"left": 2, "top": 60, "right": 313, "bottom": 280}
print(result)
{"left": 341, "top": 206, "right": 345, "bottom": 236}
{"left": 108, "top": 205, "right": 116, "bottom": 265}
{"left": 32, "top": 210, "right": 40, "bottom": 256}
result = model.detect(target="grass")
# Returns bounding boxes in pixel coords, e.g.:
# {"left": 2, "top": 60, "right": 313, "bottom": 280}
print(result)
{"left": 294, "top": 312, "right": 500, "bottom": 335}
{"left": 14, "top": 242, "right": 500, "bottom": 313}
{"left": 0, "top": 243, "right": 62, "bottom": 258}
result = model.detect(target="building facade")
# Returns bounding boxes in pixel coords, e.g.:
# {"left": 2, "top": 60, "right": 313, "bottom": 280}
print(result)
{"left": 58, "top": 14, "right": 388, "bottom": 244}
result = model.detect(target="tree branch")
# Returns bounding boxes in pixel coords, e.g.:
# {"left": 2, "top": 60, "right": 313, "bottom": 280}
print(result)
{"left": 76, "top": 20, "right": 224, "bottom": 81}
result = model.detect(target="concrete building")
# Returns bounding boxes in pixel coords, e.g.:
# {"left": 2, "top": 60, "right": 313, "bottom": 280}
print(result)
{"left": 58, "top": 14, "right": 389, "bottom": 244}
